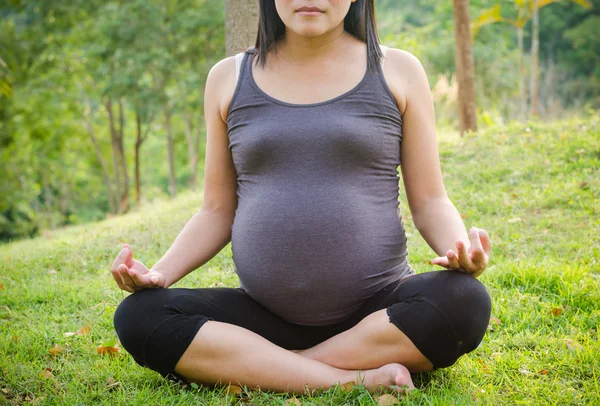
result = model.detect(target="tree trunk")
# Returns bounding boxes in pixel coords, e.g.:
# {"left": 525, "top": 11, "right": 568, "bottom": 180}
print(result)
{"left": 85, "top": 115, "right": 117, "bottom": 214}
{"left": 531, "top": 0, "right": 540, "bottom": 117}
{"left": 164, "top": 106, "right": 177, "bottom": 198}
{"left": 183, "top": 111, "right": 199, "bottom": 190}
{"left": 117, "top": 98, "right": 129, "bottom": 212}
{"left": 452, "top": 0, "right": 478, "bottom": 134}
{"left": 135, "top": 111, "right": 143, "bottom": 204}
{"left": 105, "top": 97, "right": 122, "bottom": 212}
{"left": 517, "top": 26, "right": 527, "bottom": 121}
{"left": 224, "top": 0, "right": 259, "bottom": 56}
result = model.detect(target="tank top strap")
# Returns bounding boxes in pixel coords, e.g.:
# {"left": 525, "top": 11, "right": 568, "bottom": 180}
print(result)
{"left": 235, "top": 46, "right": 256, "bottom": 86}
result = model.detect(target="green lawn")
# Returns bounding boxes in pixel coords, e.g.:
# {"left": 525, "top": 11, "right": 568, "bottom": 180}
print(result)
{"left": 1, "top": 116, "right": 599, "bottom": 405}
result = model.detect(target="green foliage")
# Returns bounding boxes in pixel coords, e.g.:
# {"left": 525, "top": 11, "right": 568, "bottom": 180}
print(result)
{"left": 0, "top": 116, "right": 598, "bottom": 404}
{"left": 0, "top": 0, "right": 597, "bottom": 243}
{"left": 0, "top": 1, "right": 224, "bottom": 242}
{"left": 378, "top": 0, "right": 598, "bottom": 121}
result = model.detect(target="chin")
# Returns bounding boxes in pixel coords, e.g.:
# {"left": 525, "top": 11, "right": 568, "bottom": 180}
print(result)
{"left": 289, "top": 24, "right": 329, "bottom": 37}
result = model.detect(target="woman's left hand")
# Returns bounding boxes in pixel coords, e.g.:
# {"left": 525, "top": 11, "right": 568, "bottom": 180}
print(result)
{"left": 431, "top": 227, "right": 491, "bottom": 278}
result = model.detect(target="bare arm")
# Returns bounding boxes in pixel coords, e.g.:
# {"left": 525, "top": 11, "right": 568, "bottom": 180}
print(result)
{"left": 111, "top": 57, "right": 239, "bottom": 291}
{"left": 387, "top": 49, "right": 490, "bottom": 277}
{"left": 151, "top": 57, "right": 239, "bottom": 287}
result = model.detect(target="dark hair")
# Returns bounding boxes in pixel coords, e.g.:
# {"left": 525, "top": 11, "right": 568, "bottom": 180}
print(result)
{"left": 254, "top": 0, "right": 383, "bottom": 71}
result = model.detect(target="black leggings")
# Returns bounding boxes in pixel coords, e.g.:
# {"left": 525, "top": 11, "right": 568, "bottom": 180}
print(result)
{"left": 114, "top": 271, "right": 491, "bottom": 380}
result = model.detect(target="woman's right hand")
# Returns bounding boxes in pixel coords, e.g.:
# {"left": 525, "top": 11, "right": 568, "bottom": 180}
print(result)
{"left": 110, "top": 244, "right": 167, "bottom": 292}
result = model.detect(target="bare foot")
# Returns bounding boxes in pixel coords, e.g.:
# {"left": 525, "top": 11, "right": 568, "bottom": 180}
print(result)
{"left": 358, "top": 363, "right": 414, "bottom": 393}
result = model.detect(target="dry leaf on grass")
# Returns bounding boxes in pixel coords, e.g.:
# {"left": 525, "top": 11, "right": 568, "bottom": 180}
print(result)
{"left": 487, "top": 316, "right": 501, "bottom": 331}
{"left": 564, "top": 338, "right": 583, "bottom": 351}
{"left": 549, "top": 307, "right": 563, "bottom": 317}
{"left": 48, "top": 345, "right": 63, "bottom": 356}
{"left": 285, "top": 397, "right": 302, "bottom": 406}
{"left": 39, "top": 368, "right": 54, "bottom": 379}
{"left": 538, "top": 369, "right": 549, "bottom": 375}
{"left": 105, "top": 377, "right": 121, "bottom": 390}
{"left": 224, "top": 384, "right": 243, "bottom": 396}
{"left": 376, "top": 394, "right": 399, "bottom": 405}
{"left": 97, "top": 345, "right": 120, "bottom": 356}
{"left": 76, "top": 326, "right": 90, "bottom": 336}
{"left": 0, "top": 284, "right": 4, "bottom": 290}
{"left": 339, "top": 381, "right": 355, "bottom": 392}
{"left": 519, "top": 368, "right": 532, "bottom": 376}
{"left": 97, "top": 338, "right": 120, "bottom": 356}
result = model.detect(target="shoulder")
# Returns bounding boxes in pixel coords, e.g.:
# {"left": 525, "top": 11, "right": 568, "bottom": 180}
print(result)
{"left": 205, "top": 55, "right": 238, "bottom": 122}
{"left": 380, "top": 47, "right": 431, "bottom": 115}
{"left": 384, "top": 48, "right": 426, "bottom": 75}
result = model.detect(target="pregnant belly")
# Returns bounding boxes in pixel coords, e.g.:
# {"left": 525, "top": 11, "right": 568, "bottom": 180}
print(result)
{"left": 231, "top": 187, "right": 408, "bottom": 325}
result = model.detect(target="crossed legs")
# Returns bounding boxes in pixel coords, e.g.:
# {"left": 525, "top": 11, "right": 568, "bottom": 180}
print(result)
{"left": 114, "top": 271, "right": 491, "bottom": 394}
{"left": 173, "top": 317, "right": 417, "bottom": 394}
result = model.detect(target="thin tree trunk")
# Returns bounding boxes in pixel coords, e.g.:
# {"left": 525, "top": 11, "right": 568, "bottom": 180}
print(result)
{"left": 452, "top": 0, "right": 478, "bottom": 134}
{"left": 224, "top": 0, "right": 259, "bottom": 56}
{"left": 183, "top": 111, "right": 198, "bottom": 190}
{"left": 85, "top": 115, "right": 117, "bottom": 214}
{"left": 135, "top": 111, "right": 143, "bottom": 204}
{"left": 164, "top": 106, "right": 177, "bottom": 198}
{"left": 105, "top": 97, "right": 122, "bottom": 212}
{"left": 531, "top": 0, "right": 540, "bottom": 117}
{"left": 117, "top": 98, "right": 129, "bottom": 212}
{"left": 517, "top": 26, "right": 527, "bottom": 121}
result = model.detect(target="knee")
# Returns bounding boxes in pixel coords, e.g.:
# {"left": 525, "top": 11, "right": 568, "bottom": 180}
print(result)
{"left": 441, "top": 271, "right": 492, "bottom": 361}
{"left": 113, "top": 289, "right": 170, "bottom": 361}
{"left": 445, "top": 271, "right": 492, "bottom": 336}
{"left": 418, "top": 271, "right": 492, "bottom": 367}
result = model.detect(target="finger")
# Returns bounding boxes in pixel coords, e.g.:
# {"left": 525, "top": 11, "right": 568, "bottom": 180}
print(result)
{"left": 432, "top": 256, "right": 451, "bottom": 268}
{"left": 119, "top": 264, "right": 137, "bottom": 289}
{"left": 477, "top": 229, "right": 492, "bottom": 256}
{"left": 111, "top": 244, "right": 134, "bottom": 273}
{"left": 111, "top": 269, "right": 131, "bottom": 292}
{"left": 128, "top": 268, "right": 154, "bottom": 288}
{"left": 131, "top": 259, "right": 149, "bottom": 274}
{"left": 122, "top": 244, "right": 135, "bottom": 268}
{"left": 446, "top": 249, "right": 461, "bottom": 269}
{"left": 456, "top": 240, "right": 475, "bottom": 271}
{"left": 469, "top": 227, "right": 486, "bottom": 265}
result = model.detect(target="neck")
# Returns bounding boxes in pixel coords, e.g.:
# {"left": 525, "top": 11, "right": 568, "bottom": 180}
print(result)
{"left": 277, "top": 25, "right": 350, "bottom": 63}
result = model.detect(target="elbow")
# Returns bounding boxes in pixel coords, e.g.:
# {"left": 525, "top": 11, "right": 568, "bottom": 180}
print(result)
{"left": 199, "top": 204, "right": 235, "bottom": 220}
{"left": 410, "top": 195, "right": 451, "bottom": 229}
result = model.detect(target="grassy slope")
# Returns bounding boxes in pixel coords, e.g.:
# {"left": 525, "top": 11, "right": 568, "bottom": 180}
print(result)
{"left": 1, "top": 116, "right": 598, "bottom": 405}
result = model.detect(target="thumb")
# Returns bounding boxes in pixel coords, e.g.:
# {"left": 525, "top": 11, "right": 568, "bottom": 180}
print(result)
{"left": 121, "top": 243, "right": 135, "bottom": 268}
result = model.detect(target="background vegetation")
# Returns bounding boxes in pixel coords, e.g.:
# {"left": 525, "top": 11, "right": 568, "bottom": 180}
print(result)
{"left": 1, "top": 0, "right": 597, "bottom": 242}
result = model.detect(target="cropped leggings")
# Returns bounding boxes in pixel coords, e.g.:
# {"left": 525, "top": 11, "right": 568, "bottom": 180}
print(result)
{"left": 114, "top": 270, "right": 491, "bottom": 381}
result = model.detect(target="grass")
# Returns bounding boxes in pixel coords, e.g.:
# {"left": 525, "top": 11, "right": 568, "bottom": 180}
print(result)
{"left": 1, "top": 115, "right": 599, "bottom": 405}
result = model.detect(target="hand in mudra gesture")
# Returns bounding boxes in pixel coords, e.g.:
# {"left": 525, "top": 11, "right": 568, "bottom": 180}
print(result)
{"left": 431, "top": 227, "right": 491, "bottom": 278}
{"left": 111, "top": 244, "right": 166, "bottom": 292}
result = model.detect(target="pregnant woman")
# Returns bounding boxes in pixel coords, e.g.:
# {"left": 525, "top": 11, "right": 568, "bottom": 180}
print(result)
{"left": 111, "top": 0, "right": 492, "bottom": 393}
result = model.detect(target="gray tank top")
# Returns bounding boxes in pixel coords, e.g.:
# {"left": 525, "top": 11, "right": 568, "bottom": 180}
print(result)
{"left": 227, "top": 46, "right": 414, "bottom": 326}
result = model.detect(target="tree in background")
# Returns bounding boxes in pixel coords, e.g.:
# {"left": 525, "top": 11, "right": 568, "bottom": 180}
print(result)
{"left": 224, "top": 0, "right": 259, "bottom": 56}
{"left": 473, "top": 0, "right": 592, "bottom": 118}
{"left": 0, "top": 0, "right": 225, "bottom": 241}
{"left": 453, "top": 0, "right": 478, "bottom": 134}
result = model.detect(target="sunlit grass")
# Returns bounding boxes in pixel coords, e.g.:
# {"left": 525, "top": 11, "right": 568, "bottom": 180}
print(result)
{"left": 1, "top": 115, "right": 598, "bottom": 405}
